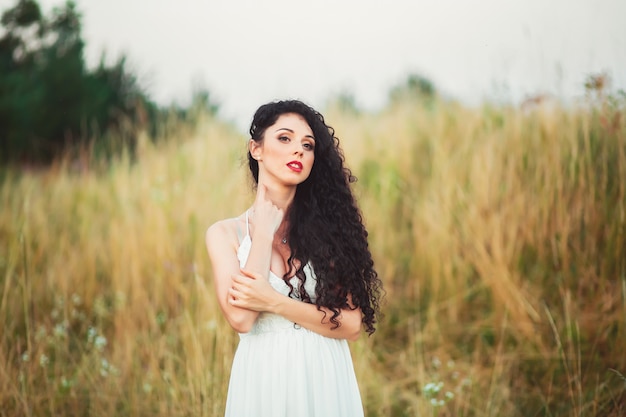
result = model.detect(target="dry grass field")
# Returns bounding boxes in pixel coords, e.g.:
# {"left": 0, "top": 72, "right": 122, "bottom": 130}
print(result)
{"left": 1, "top": 94, "right": 625, "bottom": 416}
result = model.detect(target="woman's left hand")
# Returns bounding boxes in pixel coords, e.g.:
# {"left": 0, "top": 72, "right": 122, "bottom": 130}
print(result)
{"left": 229, "top": 269, "right": 279, "bottom": 312}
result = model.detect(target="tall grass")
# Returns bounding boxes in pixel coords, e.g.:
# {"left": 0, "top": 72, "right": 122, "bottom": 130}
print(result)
{"left": 1, "top": 96, "right": 625, "bottom": 416}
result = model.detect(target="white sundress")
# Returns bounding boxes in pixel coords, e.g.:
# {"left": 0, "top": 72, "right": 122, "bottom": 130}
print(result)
{"left": 224, "top": 211, "right": 364, "bottom": 417}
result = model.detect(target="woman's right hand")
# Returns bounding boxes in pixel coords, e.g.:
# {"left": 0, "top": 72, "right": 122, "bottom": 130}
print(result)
{"left": 251, "top": 184, "right": 283, "bottom": 239}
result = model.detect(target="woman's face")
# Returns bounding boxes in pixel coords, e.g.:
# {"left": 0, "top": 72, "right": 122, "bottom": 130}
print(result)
{"left": 250, "top": 113, "right": 316, "bottom": 186}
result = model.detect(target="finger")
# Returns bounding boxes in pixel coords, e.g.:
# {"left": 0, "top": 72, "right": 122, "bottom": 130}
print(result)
{"left": 240, "top": 268, "right": 262, "bottom": 279}
{"left": 232, "top": 273, "right": 253, "bottom": 284}
{"left": 253, "top": 184, "right": 269, "bottom": 209}
{"left": 257, "top": 183, "right": 267, "bottom": 201}
{"left": 229, "top": 286, "right": 244, "bottom": 300}
{"left": 261, "top": 184, "right": 274, "bottom": 203}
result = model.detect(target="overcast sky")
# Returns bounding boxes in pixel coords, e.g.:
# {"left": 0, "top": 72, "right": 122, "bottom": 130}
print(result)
{"left": 29, "top": 0, "right": 626, "bottom": 128}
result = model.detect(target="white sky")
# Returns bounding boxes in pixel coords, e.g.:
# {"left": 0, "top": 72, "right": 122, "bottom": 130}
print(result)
{"left": 28, "top": 0, "right": 626, "bottom": 128}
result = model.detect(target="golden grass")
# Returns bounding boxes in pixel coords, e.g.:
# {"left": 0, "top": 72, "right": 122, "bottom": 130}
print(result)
{"left": 1, "top": 97, "right": 625, "bottom": 416}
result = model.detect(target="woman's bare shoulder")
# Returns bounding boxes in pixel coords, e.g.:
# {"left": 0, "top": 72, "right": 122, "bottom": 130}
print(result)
{"left": 205, "top": 214, "right": 246, "bottom": 249}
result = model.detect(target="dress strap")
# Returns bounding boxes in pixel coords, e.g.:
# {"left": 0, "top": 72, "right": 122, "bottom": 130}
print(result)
{"left": 245, "top": 209, "right": 250, "bottom": 237}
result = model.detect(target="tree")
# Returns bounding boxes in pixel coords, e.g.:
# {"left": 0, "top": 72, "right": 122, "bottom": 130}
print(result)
{"left": 0, "top": 0, "right": 157, "bottom": 164}
{"left": 389, "top": 73, "right": 436, "bottom": 104}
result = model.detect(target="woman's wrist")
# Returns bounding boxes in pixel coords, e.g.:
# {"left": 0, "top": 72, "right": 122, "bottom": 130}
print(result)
{"left": 250, "top": 228, "right": 275, "bottom": 243}
{"left": 269, "top": 293, "right": 289, "bottom": 315}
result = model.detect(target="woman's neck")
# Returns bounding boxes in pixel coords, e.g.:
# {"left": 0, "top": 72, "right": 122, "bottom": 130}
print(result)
{"left": 258, "top": 182, "right": 296, "bottom": 211}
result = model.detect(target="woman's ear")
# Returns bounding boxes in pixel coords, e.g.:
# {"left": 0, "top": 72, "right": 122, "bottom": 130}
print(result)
{"left": 249, "top": 139, "right": 262, "bottom": 161}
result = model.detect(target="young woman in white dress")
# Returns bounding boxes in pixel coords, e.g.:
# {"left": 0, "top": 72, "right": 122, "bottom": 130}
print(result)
{"left": 205, "top": 100, "right": 383, "bottom": 416}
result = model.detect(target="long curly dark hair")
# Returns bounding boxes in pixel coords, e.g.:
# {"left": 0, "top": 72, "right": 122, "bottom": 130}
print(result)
{"left": 248, "top": 99, "right": 383, "bottom": 335}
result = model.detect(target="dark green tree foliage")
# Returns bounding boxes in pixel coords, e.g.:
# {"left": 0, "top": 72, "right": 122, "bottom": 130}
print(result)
{"left": 389, "top": 73, "right": 436, "bottom": 103}
{"left": 0, "top": 0, "right": 157, "bottom": 164}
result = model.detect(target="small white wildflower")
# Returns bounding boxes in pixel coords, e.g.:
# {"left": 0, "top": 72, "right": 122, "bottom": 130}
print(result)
{"left": 53, "top": 322, "right": 67, "bottom": 338}
{"left": 39, "top": 354, "right": 49, "bottom": 367}
{"left": 432, "top": 356, "right": 441, "bottom": 369}
{"left": 143, "top": 382, "right": 153, "bottom": 393}
{"left": 71, "top": 293, "right": 82, "bottom": 306}
{"left": 61, "top": 376, "right": 74, "bottom": 388}
{"left": 100, "top": 358, "right": 110, "bottom": 377}
{"left": 430, "top": 398, "right": 438, "bottom": 406}
{"left": 21, "top": 352, "right": 29, "bottom": 362}
{"left": 438, "top": 399, "right": 445, "bottom": 407}
{"left": 94, "top": 335, "right": 107, "bottom": 351}
{"left": 87, "top": 326, "right": 97, "bottom": 343}
{"left": 445, "top": 391, "right": 455, "bottom": 400}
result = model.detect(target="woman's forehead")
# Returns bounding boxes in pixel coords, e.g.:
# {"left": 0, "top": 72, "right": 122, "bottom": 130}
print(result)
{"left": 270, "top": 113, "right": 314, "bottom": 136}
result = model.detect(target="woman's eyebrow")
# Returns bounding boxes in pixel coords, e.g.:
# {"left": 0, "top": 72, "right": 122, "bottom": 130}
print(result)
{"left": 275, "top": 127, "right": 315, "bottom": 141}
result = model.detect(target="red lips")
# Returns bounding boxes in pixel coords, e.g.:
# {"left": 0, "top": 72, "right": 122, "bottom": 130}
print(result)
{"left": 286, "top": 161, "right": 303, "bottom": 172}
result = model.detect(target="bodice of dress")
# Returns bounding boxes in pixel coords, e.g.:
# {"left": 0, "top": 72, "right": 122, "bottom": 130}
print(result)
{"left": 235, "top": 211, "right": 317, "bottom": 336}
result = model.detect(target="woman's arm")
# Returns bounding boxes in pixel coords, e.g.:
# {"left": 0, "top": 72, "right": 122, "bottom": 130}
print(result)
{"left": 206, "top": 187, "right": 284, "bottom": 333}
{"left": 205, "top": 221, "right": 262, "bottom": 333}
{"left": 230, "top": 269, "right": 363, "bottom": 341}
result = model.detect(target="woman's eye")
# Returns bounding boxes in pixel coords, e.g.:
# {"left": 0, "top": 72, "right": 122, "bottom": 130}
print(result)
{"left": 278, "top": 136, "right": 290, "bottom": 142}
{"left": 303, "top": 143, "right": 315, "bottom": 150}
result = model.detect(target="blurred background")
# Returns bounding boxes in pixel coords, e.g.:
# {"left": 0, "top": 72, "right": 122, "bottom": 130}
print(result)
{"left": 1, "top": 0, "right": 625, "bottom": 416}
{"left": 30, "top": 0, "right": 626, "bottom": 126}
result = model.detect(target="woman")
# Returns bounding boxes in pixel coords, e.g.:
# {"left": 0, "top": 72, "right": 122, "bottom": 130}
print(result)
{"left": 205, "top": 99, "right": 382, "bottom": 416}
